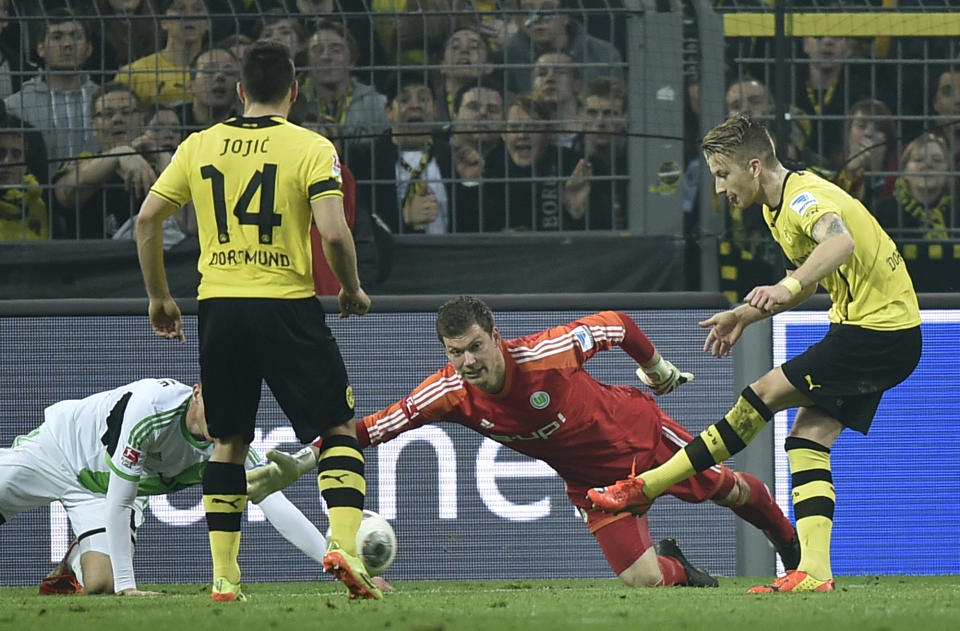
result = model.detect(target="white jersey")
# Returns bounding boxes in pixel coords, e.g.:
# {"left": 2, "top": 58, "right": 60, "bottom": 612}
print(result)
{"left": 40, "top": 378, "right": 259, "bottom": 494}
{"left": 3, "top": 377, "right": 326, "bottom": 594}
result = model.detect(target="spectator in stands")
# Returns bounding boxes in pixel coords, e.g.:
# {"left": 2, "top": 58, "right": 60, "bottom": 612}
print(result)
{"left": 254, "top": 8, "right": 308, "bottom": 65}
{"left": 482, "top": 92, "right": 586, "bottom": 231}
{"left": 350, "top": 70, "right": 454, "bottom": 234}
{"left": 531, "top": 50, "right": 581, "bottom": 149}
{"left": 874, "top": 132, "right": 952, "bottom": 240}
{"left": 502, "top": 0, "right": 623, "bottom": 95}
{"left": 445, "top": 79, "right": 506, "bottom": 231}
{"left": 117, "top": 0, "right": 211, "bottom": 107}
{"left": 835, "top": 98, "right": 897, "bottom": 209}
{"left": 473, "top": 0, "right": 520, "bottom": 50}
{"left": 931, "top": 65, "right": 960, "bottom": 168}
{"left": 450, "top": 78, "right": 504, "bottom": 159}
{"left": 0, "top": 113, "right": 48, "bottom": 240}
{"left": 285, "top": 0, "right": 388, "bottom": 87}
{"left": 725, "top": 77, "right": 772, "bottom": 119}
{"left": 574, "top": 75, "right": 626, "bottom": 230}
{"left": 179, "top": 47, "right": 239, "bottom": 130}
{"left": 295, "top": 20, "right": 389, "bottom": 155}
{"left": 53, "top": 82, "right": 162, "bottom": 238}
{"left": 435, "top": 26, "right": 497, "bottom": 124}
{"left": 795, "top": 36, "right": 870, "bottom": 170}
{"left": 0, "top": 0, "right": 28, "bottom": 100}
{"left": 112, "top": 105, "right": 195, "bottom": 247}
{"left": 4, "top": 8, "right": 99, "bottom": 172}
{"left": 216, "top": 33, "right": 252, "bottom": 64}
{"left": 94, "top": 0, "right": 163, "bottom": 72}
{"left": 146, "top": 105, "right": 184, "bottom": 154}
{"left": 370, "top": 0, "right": 459, "bottom": 73}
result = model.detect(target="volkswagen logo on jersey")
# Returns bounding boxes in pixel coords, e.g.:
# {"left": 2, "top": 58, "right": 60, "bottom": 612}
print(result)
{"left": 529, "top": 391, "right": 550, "bottom": 409}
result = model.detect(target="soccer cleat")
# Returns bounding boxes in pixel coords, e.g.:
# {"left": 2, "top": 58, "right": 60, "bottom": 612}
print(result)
{"left": 587, "top": 475, "right": 653, "bottom": 516}
{"left": 748, "top": 570, "right": 835, "bottom": 593}
{"left": 39, "top": 570, "right": 84, "bottom": 595}
{"left": 770, "top": 527, "right": 801, "bottom": 571}
{"left": 211, "top": 576, "right": 246, "bottom": 602}
{"left": 656, "top": 538, "right": 719, "bottom": 588}
{"left": 323, "top": 541, "right": 383, "bottom": 600}
{"left": 39, "top": 539, "right": 84, "bottom": 595}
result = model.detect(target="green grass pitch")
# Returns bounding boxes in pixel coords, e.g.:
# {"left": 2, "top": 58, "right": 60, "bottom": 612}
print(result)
{"left": 1, "top": 577, "right": 959, "bottom": 631}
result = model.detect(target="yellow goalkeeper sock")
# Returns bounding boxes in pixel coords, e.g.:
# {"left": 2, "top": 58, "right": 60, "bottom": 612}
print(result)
{"left": 787, "top": 436, "right": 835, "bottom": 581}
{"left": 317, "top": 435, "right": 366, "bottom": 556}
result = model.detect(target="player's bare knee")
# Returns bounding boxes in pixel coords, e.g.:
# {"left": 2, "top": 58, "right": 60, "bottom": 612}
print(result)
{"left": 713, "top": 471, "right": 750, "bottom": 507}
{"left": 79, "top": 552, "right": 113, "bottom": 595}
{"left": 619, "top": 565, "right": 661, "bottom": 588}
{"left": 82, "top": 577, "right": 113, "bottom": 594}
{"left": 618, "top": 549, "right": 662, "bottom": 587}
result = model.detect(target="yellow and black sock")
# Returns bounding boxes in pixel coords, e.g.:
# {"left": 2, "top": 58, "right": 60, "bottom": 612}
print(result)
{"left": 317, "top": 435, "right": 365, "bottom": 556}
{"left": 786, "top": 436, "right": 834, "bottom": 581}
{"left": 202, "top": 461, "right": 247, "bottom": 585}
{"left": 642, "top": 387, "right": 773, "bottom": 497}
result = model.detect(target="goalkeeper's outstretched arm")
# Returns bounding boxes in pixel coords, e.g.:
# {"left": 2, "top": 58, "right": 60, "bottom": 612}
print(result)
{"left": 613, "top": 311, "right": 694, "bottom": 396}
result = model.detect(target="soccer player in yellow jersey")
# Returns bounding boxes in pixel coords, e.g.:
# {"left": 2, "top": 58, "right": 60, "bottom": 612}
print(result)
{"left": 590, "top": 113, "right": 922, "bottom": 593}
{"left": 135, "top": 40, "right": 380, "bottom": 601}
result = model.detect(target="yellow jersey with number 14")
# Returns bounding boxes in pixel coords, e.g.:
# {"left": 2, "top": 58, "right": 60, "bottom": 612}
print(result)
{"left": 762, "top": 170, "right": 920, "bottom": 331}
{"left": 150, "top": 115, "right": 343, "bottom": 300}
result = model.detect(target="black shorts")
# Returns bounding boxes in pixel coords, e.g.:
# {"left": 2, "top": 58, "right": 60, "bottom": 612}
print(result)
{"left": 198, "top": 297, "right": 355, "bottom": 444}
{"left": 781, "top": 323, "right": 922, "bottom": 434}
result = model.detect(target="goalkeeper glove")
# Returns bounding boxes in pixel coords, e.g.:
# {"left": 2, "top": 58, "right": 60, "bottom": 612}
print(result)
{"left": 636, "top": 357, "right": 694, "bottom": 395}
{"left": 246, "top": 446, "right": 317, "bottom": 504}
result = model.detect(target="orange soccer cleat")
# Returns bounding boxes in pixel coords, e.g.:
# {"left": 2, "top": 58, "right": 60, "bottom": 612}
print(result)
{"left": 323, "top": 541, "right": 383, "bottom": 600}
{"left": 748, "top": 570, "right": 835, "bottom": 594}
{"left": 39, "top": 540, "right": 84, "bottom": 595}
{"left": 587, "top": 475, "right": 653, "bottom": 516}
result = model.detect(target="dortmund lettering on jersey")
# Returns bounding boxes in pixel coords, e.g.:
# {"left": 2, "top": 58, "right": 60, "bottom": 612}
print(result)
{"left": 150, "top": 115, "right": 343, "bottom": 299}
{"left": 763, "top": 171, "right": 920, "bottom": 330}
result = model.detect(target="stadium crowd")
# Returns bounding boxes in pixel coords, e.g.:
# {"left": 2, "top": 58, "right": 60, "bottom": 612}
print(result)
{"left": 0, "top": 1, "right": 958, "bottom": 292}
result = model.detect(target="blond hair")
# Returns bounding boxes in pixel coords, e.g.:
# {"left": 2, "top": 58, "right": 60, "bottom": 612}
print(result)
{"left": 701, "top": 113, "right": 777, "bottom": 166}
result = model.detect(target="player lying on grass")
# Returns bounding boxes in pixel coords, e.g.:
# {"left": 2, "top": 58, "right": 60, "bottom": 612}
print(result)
{"left": 0, "top": 378, "right": 331, "bottom": 596}
{"left": 249, "top": 296, "right": 800, "bottom": 587}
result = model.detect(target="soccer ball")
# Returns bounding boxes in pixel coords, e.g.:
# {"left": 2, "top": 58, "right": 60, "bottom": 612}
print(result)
{"left": 326, "top": 509, "right": 396, "bottom": 576}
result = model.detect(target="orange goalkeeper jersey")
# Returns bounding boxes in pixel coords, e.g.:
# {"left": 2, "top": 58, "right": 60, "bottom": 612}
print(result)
{"left": 357, "top": 311, "right": 679, "bottom": 504}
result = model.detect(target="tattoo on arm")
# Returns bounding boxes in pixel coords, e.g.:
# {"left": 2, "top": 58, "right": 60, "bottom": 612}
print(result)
{"left": 811, "top": 213, "right": 850, "bottom": 243}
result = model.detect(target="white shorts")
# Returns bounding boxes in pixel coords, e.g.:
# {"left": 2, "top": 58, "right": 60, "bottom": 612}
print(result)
{"left": 0, "top": 428, "right": 144, "bottom": 552}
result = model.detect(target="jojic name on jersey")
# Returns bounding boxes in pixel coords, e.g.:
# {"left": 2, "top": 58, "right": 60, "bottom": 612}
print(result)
{"left": 218, "top": 137, "right": 270, "bottom": 157}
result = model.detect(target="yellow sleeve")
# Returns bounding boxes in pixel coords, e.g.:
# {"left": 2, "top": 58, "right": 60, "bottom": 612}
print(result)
{"left": 149, "top": 139, "right": 192, "bottom": 208}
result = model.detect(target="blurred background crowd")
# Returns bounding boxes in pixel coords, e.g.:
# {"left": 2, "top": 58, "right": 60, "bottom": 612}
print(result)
{"left": 1, "top": 1, "right": 958, "bottom": 297}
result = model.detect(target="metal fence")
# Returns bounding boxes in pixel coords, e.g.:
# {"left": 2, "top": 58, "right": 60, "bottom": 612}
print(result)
{"left": 1, "top": 2, "right": 959, "bottom": 294}
{"left": 687, "top": 1, "right": 960, "bottom": 299}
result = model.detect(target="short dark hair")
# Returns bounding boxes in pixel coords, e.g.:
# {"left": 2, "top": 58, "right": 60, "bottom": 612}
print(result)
{"left": 90, "top": 82, "right": 142, "bottom": 114}
{"left": 436, "top": 296, "right": 495, "bottom": 341}
{"left": 383, "top": 70, "right": 433, "bottom": 105}
{"left": 452, "top": 78, "right": 503, "bottom": 114}
{"left": 312, "top": 20, "right": 359, "bottom": 66}
{"left": 241, "top": 39, "right": 295, "bottom": 105}
{"left": 36, "top": 7, "right": 91, "bottom": 44}
{"left": 507, "top": 92, "right": 552, "bottom": 122}
{"left": 253, "top": 8, "right": 307, "bottom": 42}
{"left": 582, "top": 76, "right": 627, "bottom": 111}
{"left": 190, "top": 46, "right": 239, "bottom": 78}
